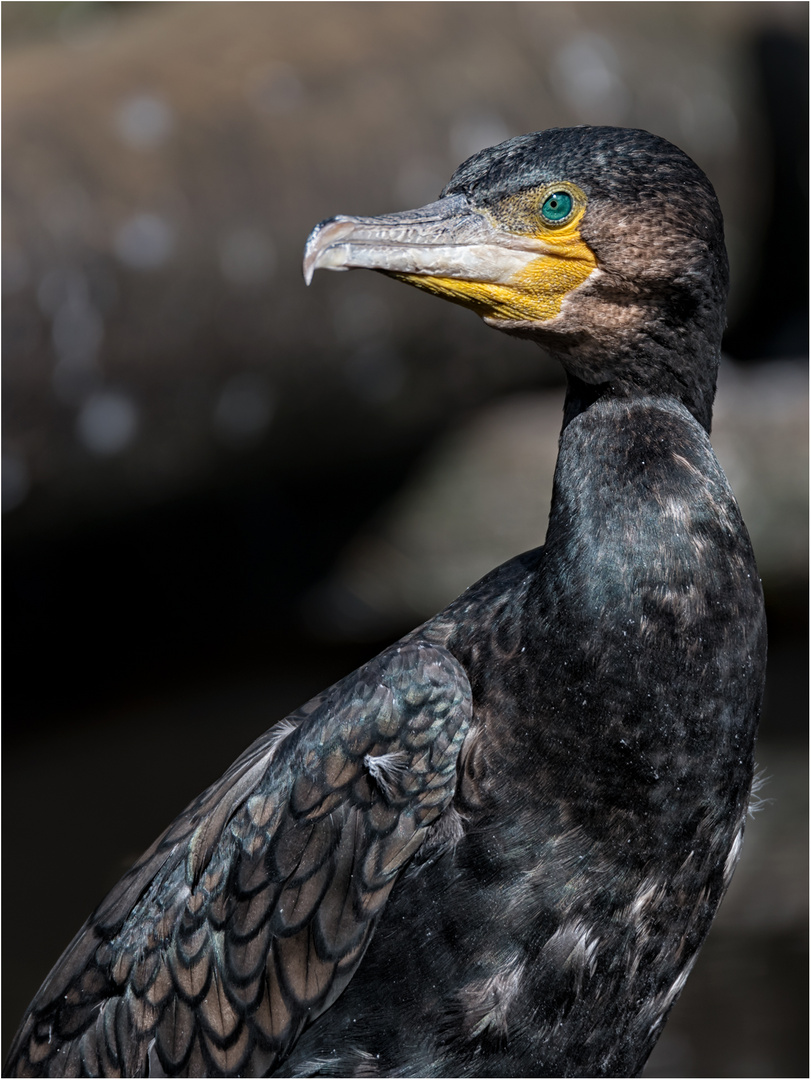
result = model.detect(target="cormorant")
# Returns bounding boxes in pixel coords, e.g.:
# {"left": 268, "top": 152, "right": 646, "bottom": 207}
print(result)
{"left": 6, "top": 126, "right": 766, "bottom": 1078}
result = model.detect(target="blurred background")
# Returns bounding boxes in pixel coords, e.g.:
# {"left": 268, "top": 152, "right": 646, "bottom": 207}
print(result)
{"left": 2, "top": 3, "right": 807, "bottom": 1075}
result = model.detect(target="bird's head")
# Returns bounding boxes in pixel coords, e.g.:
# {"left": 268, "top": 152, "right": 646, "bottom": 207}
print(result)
{"left": 304, "top": 127, "right": 728, "bottom": 430}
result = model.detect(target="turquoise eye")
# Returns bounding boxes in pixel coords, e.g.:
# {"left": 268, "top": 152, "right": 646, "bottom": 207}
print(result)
{"left": 541, "top": 191, "right": 574, "bottom": 223}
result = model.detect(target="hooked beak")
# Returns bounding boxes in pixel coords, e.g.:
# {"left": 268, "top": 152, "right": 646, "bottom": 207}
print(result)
{"left": 303, "top": 194, "right": 546, "bottom": 286}
{"left": 302, "top": 193, "right": 597, "bottom": 327}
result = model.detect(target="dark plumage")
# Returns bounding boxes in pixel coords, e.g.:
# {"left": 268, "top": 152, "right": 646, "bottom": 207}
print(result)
{"left": 6, "top": 126, "right": 766, "bottom": 1078}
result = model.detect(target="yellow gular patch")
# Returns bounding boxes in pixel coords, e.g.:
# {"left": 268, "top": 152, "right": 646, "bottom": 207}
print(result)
{"left": 489, "top": 237, "right": 597, "bottom": 322}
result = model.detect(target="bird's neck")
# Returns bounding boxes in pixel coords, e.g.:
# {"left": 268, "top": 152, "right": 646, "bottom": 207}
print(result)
{"left": 561, "top": 374, "right": 610, "bottom": 430}
{"left": 541, "top": 283, "right": 725, "bottom": 434}
{"left": 561, "top": 345, "right": 719, "bottom": 435}
{"left": 542, "top": 389, "right": 744, "bottom": 648}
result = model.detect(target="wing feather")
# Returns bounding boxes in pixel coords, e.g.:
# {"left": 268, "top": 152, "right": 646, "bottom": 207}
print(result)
{"left": 6, "top": 640, "right": 472, "bottom": 1077}
{"left": 155, "top": 998, "right": 195, "bottom": 1072}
